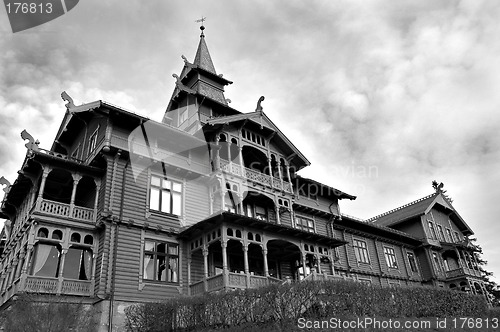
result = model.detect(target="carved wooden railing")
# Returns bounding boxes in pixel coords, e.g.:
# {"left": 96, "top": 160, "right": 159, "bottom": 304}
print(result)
{"left": 228, "top": 272, "right": 247, "bottom": 288}
{"left": 36, "top": 199, "right": 94, "bottom": 223}
{"left": 219, "top": 159, "right": 292, "bottom": 193}
{"left": 206, "top": 274, "right": 224, "bottom": 292}
{"left": 189, "top": 280, "right": 205, "bottom": 296}
{"left": 23, "top": 276, "right": 92, "bottom": 296}
{"left": 249, "top": 275, "right": 268, "bottom": 288}
{"left": 61, "top": 279, "right": 92, "bottom": 295}
{"left": 446, "top": 267, "right": 482, "bottom": 279}
{"left": 24, "top": 276, "right": 59, "bottom": 293}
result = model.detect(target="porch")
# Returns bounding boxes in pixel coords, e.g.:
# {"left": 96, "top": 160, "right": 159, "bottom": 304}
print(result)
{"left": 183, "top": 213, "right": 346, "bottom": 296}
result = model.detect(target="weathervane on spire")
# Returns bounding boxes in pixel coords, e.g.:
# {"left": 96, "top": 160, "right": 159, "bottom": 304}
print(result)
{"left": 195, "top": 16, "right": 207, "bottom": 36}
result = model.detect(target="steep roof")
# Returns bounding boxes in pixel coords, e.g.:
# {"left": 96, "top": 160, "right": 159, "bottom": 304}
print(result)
{"left": 206, "top": 110, "right": 310, "bottom": 169}
{"left": 367, "top": 192, "right": 473, "bottom": 235}
{"left": 367, "top": 194, "right": 437, "bottom": 226}
{"left": 193, "top": 30, "right": 217, "bottom": 74}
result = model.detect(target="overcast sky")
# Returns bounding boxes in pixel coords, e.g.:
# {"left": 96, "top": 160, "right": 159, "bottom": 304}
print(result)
{"left": 1, "top": 0, "right": 499, "bottom": 283}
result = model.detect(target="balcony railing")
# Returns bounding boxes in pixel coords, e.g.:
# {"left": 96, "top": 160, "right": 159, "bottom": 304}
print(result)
{"left": 36, "top": 199, "right": 95, "bottom": 223}
{"left": 23, "top": 276, "right": 92, "bottom": 296}
{"left": 189, "top": 272, "right": 284, "bottom": 295}
{"left": 219, "top": 159, "right": 292, "bottom": 193}
{"left": 446, "top": 267, "right": 482, "bottom": 279}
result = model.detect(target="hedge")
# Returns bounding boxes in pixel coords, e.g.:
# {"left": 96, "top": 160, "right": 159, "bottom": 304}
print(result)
{"left": 125, "top": 280, "right": 489, "bottom": 332}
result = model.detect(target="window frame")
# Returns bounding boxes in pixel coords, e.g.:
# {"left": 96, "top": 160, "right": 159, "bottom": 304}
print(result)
{"left": 143, "top": 239, "right": 179, "bottom": 284}
{"left": 383, "top": 246, "right": 398, "bottom": 269}
{"left": 406, "top": 251, "right": 418, "bottom": 273}
{"left": 295, "top": 215, "right": 315, "bottom": 233}
{"left": 428, "top": 221, "right": 437, "bottom": 240}
{"left": 437, "top": 225, "right": 445, "bottom": 241}
{"left": 149, "top": 175, "right": 183, "bottom": 216}
{"left": 352, "top": 239, "right": 370, "bottom": 264}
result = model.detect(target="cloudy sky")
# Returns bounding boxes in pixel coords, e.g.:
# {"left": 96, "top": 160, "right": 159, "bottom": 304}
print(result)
{"left": 1, "top": 0, "right": 499, "bottom": 283}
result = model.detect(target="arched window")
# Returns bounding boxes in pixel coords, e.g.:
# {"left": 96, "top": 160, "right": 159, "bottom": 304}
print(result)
{"left": 84, "top": 235, "right": 94, "bottom": 245}
{"left": 227, "top": 228, "right": 233, "bottom": 237}
{"left": 37, "top": 228, "right": 49, "bottom": 238}
{"left": 63, "top": 247, "right": 92, "bottom": 280}
{"left": 71, "top": 233, "right": 81, "bottom": 243}
{"left": 52, "top": 230, "right": 63, "bottom": 240}
{"left": 248, "top": 232, "right": 254, "bottom": 241}
{"left": 30, "top": 243, "right": 61, "bottom": 278}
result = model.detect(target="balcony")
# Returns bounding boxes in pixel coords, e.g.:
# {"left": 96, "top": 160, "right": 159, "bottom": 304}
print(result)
{"left": 34, "top": 199, "right": 95, "bottom": 224}
{"left": 219, "top": 159, "right": 292, "bottom": 193}
{"left": 189, "top": 272, "right": 282, "bottom": 296}
{"left": 1, "top": 276, "right": 92, "bottom": 305}
{"left": 445, "top": 267, "right": 482, "bottom": 279}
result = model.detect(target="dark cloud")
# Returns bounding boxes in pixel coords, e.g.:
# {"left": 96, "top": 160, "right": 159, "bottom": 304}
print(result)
{"left": 1, "top": 0, "right": 499, "bottom": 282}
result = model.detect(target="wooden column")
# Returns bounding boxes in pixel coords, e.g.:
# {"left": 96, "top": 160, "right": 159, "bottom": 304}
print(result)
{"left": 262, "top": 246, "right": 269, "bottom": 277}
{"left": 57, "top": 249, "right": 68, "bottom": 294}
{"left": 69, "top": 177, "right": 80, "bottom": 218}
{"left": 222, "top": 240, "right": 228, "bottom": 289}
{"left": 286, "top": 164, "right": 293, "bottom": 193}
{"left": 36, "top": 168, "right": 50, "bottom": 208}
{"left": 243, "top": 243, "right": 249, "bottom": 288}
{"left": 202, "top": 247, "right": 209, "bottom": 292}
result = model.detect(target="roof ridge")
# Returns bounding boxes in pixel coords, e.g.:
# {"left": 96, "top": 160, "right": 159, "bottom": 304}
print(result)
{"left": 366, "top": 193, "right": 437, "bottom": 222}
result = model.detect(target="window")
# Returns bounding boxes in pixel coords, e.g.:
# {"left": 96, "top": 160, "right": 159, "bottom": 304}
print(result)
{"left": 149, "top": 176, "right": 182, "bottom": 215}
{"left": 407, "top": 252, "right": 418, "bottom": 273}
{"left": 88, "top": 128, "right": 98, "bottom": 153}
{"left": 446, "top": 228, "right": 453, "bottom": 242}
{"left": 384, "top": 247, "right": 398, "bottom": 269}
{"left": 62, "top": 247, "right": 92, "bottom": 280}
{"left": 224, "top": 185, "right": 239, "bottom": 213}
{"left": 437, "top": 225, "right": 445, "bottom": 241}
{"left": 428, "top": 221, "right": 437, "bottom": 240}
{"left": 143, "top": 240, "right": 179, "bottom": 283}
{"left": 295, "top": 216, "right": 315, "bottom": 233}
{"left": 30, "top": 243, "right": 61, "bottom": 278}
{"left": 432, "top": 252, "right": 442, "bottom": 272}
{"left": 353, "top": 239, "right": 370, "bottom": 264}
{"left": 454, "top": 231, "right": 461, "bottom": 242}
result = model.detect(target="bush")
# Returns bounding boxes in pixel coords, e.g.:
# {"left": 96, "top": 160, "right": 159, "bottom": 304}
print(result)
{"left": 0, "top": 294, "right": 97, "bottom": 332}
{"left": 124, "top": 280, "right": 489, "bottom": 332}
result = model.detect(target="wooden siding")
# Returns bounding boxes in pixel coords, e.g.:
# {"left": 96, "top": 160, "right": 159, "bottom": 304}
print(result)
{"left": 184, "top": 179, "right": 210, "bottom": 227}
{"left": 280, "top": 210, "right": 292, "bottom": 227}
{"left": 113, "top": 226, "right": 181, "bottom": 302}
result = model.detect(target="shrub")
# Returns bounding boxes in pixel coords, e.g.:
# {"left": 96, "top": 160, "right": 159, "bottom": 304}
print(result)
{"left": 124, "top": 280, "right": 489, "bottom": 332}
{"left": 0, "top": 293, "right": 97, "bottom": 332}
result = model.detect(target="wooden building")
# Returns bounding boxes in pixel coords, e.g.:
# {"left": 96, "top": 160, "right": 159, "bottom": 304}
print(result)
{"left": 0, "top": 27, "right": 490, "bottom": 330}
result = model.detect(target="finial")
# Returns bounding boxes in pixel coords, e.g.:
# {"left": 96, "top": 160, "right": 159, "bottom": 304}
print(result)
{"left": 255, "top": 96, "right": 265, "bottom": 112}
{"left": 195, "top": 17, "right": 207, "bottom": 37}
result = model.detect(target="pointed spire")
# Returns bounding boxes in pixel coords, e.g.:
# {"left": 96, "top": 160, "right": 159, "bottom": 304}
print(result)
{"left": 193, "top": 24, "right": 217, "bottom": 74}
